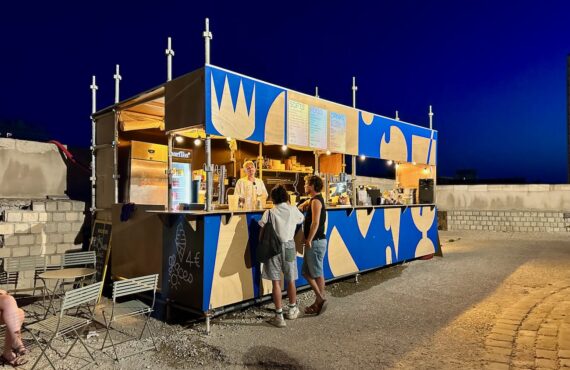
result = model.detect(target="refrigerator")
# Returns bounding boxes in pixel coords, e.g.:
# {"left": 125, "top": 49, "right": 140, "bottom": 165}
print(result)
{"left": 128, "top": 141, "right": 168, "bottom": 207}
{"left": 170, "top": 148, "right": 192, "bottom": 211}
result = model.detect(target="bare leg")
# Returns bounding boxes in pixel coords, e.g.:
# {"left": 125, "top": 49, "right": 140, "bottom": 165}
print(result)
{"left": 302, "top": 272, "right": 324, "bottom": 304}
{"left": 286, "top": 281, "right": 296, "bottom": 305}
{"left": 0, "top": 296, "right": 25, "bottom": 351}
{"left": 316, "top": 276, "right": 325, "bottom": 299}
{"left": 271, "top": 280, "right": 282, "bottom": 310}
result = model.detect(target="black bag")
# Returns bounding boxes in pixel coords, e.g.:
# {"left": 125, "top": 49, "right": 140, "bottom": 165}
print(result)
{"left": 257, "top": 212, "right": 281, "bottom": 263}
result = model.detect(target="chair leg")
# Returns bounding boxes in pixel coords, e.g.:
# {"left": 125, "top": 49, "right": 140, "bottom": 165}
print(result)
{"left": 74, "top": 328, "right": 98, "bottom": 366}
{"left": 145, "top": 314, "right": 159, "bottom": 352}
{"left": 30, "top": 331, "right": 57, "bottom": 370}
{"left": 100, "top": 312, "right": 110, "bottom": 351}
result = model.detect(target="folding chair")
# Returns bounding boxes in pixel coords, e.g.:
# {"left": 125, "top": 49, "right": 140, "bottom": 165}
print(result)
{"left": 3, "top": 256, "right": 47, "bottom": 311}
{"left": 27, "top": 282, "right": 103, "bottom": 370}
{"left": 59, "top": 251, "right": 97, "bottom": 291}
{"left": 100, "top": 274, "right": 159, "bottom": 362}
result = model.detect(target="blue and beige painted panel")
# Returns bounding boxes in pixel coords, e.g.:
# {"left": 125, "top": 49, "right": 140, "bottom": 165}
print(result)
{"left": 205, "top": 65, "right": 437, "bottom": 165}
{"left": 200, "top": 206, "right": 438, "bottom": 311}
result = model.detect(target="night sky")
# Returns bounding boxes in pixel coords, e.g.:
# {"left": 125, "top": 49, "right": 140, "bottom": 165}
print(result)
{"left": 1, "top": 1, "right": 568, "bottom": 183}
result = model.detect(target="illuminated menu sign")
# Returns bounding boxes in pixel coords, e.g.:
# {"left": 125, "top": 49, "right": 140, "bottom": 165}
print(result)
{"left": 329, "top": 112, "right": 347, "bottom": 153}
{"left": 309, "top": 106, "right": 328, "bottom": 149}
{"left": 287, "top": 99, "right": 309, "bottom": 147}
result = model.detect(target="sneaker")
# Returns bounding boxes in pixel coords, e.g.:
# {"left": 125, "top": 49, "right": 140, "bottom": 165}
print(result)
{"left": 267, "top": 315, "right": 286, "bottom": 328}
{"left": 285, "top": 306, "right": 299, "bottom": 320}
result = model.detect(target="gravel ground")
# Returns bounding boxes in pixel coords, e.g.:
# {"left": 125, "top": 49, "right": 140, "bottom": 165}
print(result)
{"left": 21, "top": 231, "right": 570, "bottom": 369}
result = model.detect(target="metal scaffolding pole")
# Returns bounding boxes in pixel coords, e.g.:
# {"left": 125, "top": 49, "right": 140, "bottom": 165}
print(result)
{"left": 166, "top": 37, "right": 175, "bottom": 81}
{"left": 205, "top": 135, "right": 213, "bottom": 211}
{"left": 167, "top": 133, "right": 174, "bottom": 211}
{"left": 90, "top": 76, "right": 98, "bottom": 212}
{"left": 203, "top": 18, "right": 213, "bottom": 64}
{"left": 351, "top": 76, "right": 358, "bottom": 206}
{"left": 114, "top": 64, "right": 121, "bottom": 104}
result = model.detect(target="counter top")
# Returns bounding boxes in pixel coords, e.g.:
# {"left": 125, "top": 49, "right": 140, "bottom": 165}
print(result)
{"left": 148, "top": 203, "right": 436, "bottom": 216}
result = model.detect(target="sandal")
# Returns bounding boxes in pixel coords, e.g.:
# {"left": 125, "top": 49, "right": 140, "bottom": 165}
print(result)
{"left": 316, "top": 299, "right": 328, "bottom": 315}
{"left": 12, "top": 345, "right": 28, "bottom": 357}
{"left": 0, "top": 353, "right": 28, "bottom": 368}
{"left": 304, "top": 303, "right": 319, "bottom": 315}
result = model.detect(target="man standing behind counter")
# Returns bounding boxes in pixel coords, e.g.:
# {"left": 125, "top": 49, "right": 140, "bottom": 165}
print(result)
{"left": 234, "top": 160, "right": 268, "bottom": 209}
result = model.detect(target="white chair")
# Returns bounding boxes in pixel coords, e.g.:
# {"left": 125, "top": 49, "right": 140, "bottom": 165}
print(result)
{"left": 27, "top": 282, "right": 103, "bottom": 370}
{"left": 100, "top": 274, "right": 159, "bottom": 362}
{"left": 60, "top": 250, "right": 97, "bottom": 290}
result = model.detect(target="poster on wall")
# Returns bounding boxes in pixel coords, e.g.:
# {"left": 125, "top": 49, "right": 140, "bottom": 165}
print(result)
{"left": 329, "top": 111, "right": 347, "bottom": 153}
{"left": 309, "top": 106, "right": 328, "bottom": 149}
{"left": 287, "top": 99, "right": 309, "bottom": 147}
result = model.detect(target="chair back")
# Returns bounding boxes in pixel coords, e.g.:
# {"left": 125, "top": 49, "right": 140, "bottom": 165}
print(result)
{"left": 62, "top": 251, "right": 96, "bottom": 268}
{"left": 4, "top": 255, "right": 46, "bottom": 272}
{"left": 61, "top": 281, "right": 102, "bottom": 313}
{"left": 112, "top": 274, "right": 158, "bottom": 301}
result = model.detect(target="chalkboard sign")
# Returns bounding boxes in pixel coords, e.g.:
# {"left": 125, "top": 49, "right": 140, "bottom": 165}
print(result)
{"left": 89, "top": 220, "right": 112, "bottom": 284}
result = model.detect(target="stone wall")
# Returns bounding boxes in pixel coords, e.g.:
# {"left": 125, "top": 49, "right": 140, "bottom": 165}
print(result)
{"left": 0, "top": 199, "right": 85, "bottom": 289}
{"left": 438, "top": 185, "right": 570, "bottom": 233}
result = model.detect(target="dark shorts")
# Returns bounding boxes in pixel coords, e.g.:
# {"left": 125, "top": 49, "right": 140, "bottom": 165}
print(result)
{"left": 302, "top": 238, "right": 327, "bottom": 278}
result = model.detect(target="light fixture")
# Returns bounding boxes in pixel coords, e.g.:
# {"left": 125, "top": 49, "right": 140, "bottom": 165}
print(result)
{"left": 387, "top": 160, "right": 393, "bottom": 165}
{"left": 175, "top": 136, "right": 184, "bottom": 144}
{"left": 281, "top": 145, "right": 288, "bottom": 152}
{"left": 326, "top": 150, "right": 331, "bottom": 155}
{"left": 226, "top": 137, "right": 232, "bottom": 142}
{"left": 412, "top": 161, "right": 417, "bottom": 165}
{"left": 359, "top": 155, "right": 366, "bottom": 161}
{"left": 194, "top": 138, "right": 202, "bottom": 146}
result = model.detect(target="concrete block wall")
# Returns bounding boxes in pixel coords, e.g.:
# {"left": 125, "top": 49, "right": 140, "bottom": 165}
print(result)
{"left": 0, "top": 199, "right": 86, "bottom": 289}
{"left": 446, "top": 210, "right": 570, "bottom": 233}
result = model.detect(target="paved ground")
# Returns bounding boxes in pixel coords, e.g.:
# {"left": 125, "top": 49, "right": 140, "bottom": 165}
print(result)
{"left": 21, "top": 231, "right": 570, "bottom": 369}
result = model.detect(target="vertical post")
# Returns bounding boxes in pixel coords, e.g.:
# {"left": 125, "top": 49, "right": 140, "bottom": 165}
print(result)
{"left": 395, "top": 110, "right": 400, "bottom": 121}
{"left": 203, "top": 18, "right": 213, "bottom": 65}
{"left": 352, "top": 76, "right": 357, "bottom": 108}
{"left": 351, "top": 76, "right": 358, "bottom": 206}
{"left": 258, "top": 143, "right": 263, "bottom": 180}
{"left": 165, "top": 37, "right": 175, "bottom": 82}
{"left": 167, "top": 134, "right": 174, "bottom": 211}
{"left": 90, "top": 76, "right": 98, "bottom": 213}
{"left": 429, "top": 105, "right": 434, "bottom": 130}
{"left": 314, "top": 151, "right": 319, "bottom": 174}
{"left": 113, "top": 110, "right": 119, "bottom": 203}
{"left": 205, "top": 135, "right": 213, "bottom": 211}
{"left": 315, "top": 86, "right": 319, "bottom": 98}
{"left": 114, "top": 64, "right": 121, "bottom": 104}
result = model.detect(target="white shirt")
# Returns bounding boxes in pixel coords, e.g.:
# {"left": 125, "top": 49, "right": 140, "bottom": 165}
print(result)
{"left": 234, "top": 177, "right": 268, "bottom": 208}
{"left": 258, "top": 203, "right": 304, "bottom": 242}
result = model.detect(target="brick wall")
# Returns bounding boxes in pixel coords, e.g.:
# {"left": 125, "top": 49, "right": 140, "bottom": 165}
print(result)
{"left": 0, "top": 199, "right": 86, "bottom": 289}
{"left": 446, "top": 210, "right": 570, "bottom": 233}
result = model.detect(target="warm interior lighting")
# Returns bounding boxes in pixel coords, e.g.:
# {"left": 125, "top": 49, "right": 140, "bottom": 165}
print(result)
{"left": 175, "top": 136, "right": 184, "bottom": 143}
{"left": 226, "top": 137, "right": 232, "bottom": 142}
{"left": 359, "top": 155, "right": 366, "bottom": 161}
{"left": 281, "top": 145, "right": 288, "bottom": 152}
{"left": 194, "top": 138, "right": 202, "bottom": 146}
{"left": 387, "top": 160, "right": 393, "bottom": 165}
{"left": 326, "top": 150, "right": 331, "bottom": 155}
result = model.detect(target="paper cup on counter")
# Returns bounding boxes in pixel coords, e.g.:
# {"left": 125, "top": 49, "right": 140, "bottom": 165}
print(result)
{"left": 228, "top": 195, "right": 239, "bottom": 210}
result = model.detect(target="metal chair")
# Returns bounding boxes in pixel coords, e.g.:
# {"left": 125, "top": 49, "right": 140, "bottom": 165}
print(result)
{"left": 3, "top": 256, "right": 47, "bottom": 310}
{"left": 100, "top": 274, "right": 159, "bottom": 362}
{"left": 60, "top": 251, "right": 97, "bottom": 290}
{"left": 27, "top": 282, "right": 103, "bottom": 370}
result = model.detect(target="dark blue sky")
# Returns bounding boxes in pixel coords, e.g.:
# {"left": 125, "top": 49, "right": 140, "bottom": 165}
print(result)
{"left": 1, "top": 1, "right": 568, "bottom": 183}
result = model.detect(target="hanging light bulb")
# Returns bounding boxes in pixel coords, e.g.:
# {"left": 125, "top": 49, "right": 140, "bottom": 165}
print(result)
{"left": 387, "top": 160, "right": 393, "bottom": 165}
{"left": 194, "top": 138, "right": 202, "bottom": 146}
{"left": 359, "top": 155, "right": 365, "bottom": 161}
{"left": 412, "top": 161, "right": 417, "bottom": 165}
{"left": 226, "top": 136, "right": 232, "bottom": 142}
{"left": 326, "top": 150, "right": 331, "bottom": 155}
{"left": 281, "top": 145, "right": 288, "bottom": 152}
{"left": 175, "top": 136, "right": 184, "bottom": 144}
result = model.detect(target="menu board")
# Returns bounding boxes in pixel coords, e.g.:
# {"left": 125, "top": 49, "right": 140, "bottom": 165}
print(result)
{"left": 309, "top": 106, "right": 328, "bottom": 149}
{"left": 287, "top": 99, "right": 309, "bottom": 147}
{"left": 329, "top": 111, "right": 347, "bottom": 153}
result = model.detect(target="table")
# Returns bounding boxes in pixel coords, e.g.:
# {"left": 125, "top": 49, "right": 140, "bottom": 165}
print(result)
{"left": 39, "top": 268, "right": 97, "bottom": 317}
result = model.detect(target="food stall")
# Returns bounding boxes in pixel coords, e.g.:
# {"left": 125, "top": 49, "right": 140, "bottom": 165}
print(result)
{"left": 91, "top": 64, "right": 438, "bottom": 318}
